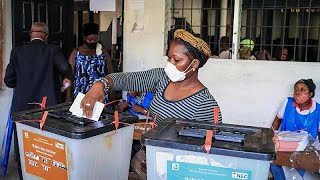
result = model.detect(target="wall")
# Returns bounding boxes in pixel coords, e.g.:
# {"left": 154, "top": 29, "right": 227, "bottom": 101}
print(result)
{"left": 123, "top": 0, "right": 167, "bottom": 72}
{"left": 200, "top": 59, "right": 320, "bottom": 127}
{"left": 0, "top": 0, "right": 13, "bottom": 154}
{"left": 123, "top": 0, "right": 320, "bottom": 128}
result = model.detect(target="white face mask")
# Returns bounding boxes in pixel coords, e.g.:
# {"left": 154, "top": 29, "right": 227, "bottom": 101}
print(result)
{"left": 164, "top": 61, "right": 194, "bottom": 82}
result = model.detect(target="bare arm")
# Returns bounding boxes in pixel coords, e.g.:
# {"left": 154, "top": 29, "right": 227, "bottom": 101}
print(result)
{"left": 272, "top": 116, "right": 282, "bottom": 130}
{"left": 102, "top": 47, "right": 114, "bottom": 74}
{"left": 81, "top": 68, "right": 166, "bottom": 117}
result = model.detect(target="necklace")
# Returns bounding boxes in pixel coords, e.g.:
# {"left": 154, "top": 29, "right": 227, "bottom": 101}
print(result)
{"left": 173, "top": 81, "right": 200, "bottom": 93}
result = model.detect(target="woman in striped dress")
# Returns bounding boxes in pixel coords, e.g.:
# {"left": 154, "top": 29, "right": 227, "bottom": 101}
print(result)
{"left": 81, "top": 29, "right": 222, "bottom": 123}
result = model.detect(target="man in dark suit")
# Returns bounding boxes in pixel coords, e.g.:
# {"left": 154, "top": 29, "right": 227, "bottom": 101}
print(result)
{"left": 4, "top": 22, "right": 73, "bottom": 112}
{"left": 4, "top": 22, "right": 73, "bottom": 179}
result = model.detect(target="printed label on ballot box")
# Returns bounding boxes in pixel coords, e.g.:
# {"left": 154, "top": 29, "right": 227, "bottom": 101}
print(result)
{"left": 167, "top": 161, "right": 251, "bottom": 180}
{"left": 22, "top": 130, "right": 68, "bottom": 180}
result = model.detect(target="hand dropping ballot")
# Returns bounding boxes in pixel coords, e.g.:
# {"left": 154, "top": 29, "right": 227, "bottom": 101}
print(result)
{"left": 69, "top": 92, "right": 104, "bottom": 121}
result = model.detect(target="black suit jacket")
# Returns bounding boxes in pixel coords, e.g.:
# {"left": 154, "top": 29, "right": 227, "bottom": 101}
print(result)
{"left": 4, "top": 39, "right": 73, "bottom": 112}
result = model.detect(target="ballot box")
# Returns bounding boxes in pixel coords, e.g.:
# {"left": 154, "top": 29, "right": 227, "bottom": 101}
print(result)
{"left": 141, "top": 118, "right": 275, "bottom": 180}
{"left": 12, "top": 103, "right": 138, "bottom": 180}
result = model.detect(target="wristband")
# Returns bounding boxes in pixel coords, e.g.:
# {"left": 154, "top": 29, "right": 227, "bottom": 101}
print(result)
{"left": 94, "top": 77, "right": 110, "bottom": 94}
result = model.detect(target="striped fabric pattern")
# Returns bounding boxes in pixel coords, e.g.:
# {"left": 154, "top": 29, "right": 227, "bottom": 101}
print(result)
{"left": 108, "top": 68, "right": 222, "bottom": 123}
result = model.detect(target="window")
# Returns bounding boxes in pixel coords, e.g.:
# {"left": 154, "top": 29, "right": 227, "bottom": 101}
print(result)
{"left": 168, "top": 0, "right": 320, "bottom": 62}
{"left": 241, "top": 0, "right": 320, "bottom": 62}
{"left": 169, "top": 0, "right": 234, "bottom": 56}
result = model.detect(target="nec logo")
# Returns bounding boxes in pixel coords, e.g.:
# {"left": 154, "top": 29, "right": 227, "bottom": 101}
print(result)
{"left": 232, "top": 172, "right": 248, "bottom": 179}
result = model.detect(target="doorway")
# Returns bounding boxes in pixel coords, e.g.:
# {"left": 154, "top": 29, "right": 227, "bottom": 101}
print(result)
{"left": 12, "top": 0, "right": 74, "bottom": 57}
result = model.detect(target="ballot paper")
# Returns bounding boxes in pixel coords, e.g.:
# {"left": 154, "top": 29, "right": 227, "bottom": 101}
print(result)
{"left": 69, "top": 92, "right": 104, "bottom": 121}
{"left": 274, "top": 131, "right": 310, "bottom": 152}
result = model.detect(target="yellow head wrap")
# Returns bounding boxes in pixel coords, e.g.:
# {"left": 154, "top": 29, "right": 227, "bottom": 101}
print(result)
{"left": 173, "top": 29, "right": 211, "bottom": 60}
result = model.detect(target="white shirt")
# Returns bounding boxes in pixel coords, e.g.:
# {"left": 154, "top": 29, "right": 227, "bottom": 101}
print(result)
{"left": 31, "top": 38, "right": 45, "bottom": 41}
{"left": 219, "top": 50, "right": 231, "bottom": 59}
{"left": 276, "top": 98, "right": 316, "bottom": 119}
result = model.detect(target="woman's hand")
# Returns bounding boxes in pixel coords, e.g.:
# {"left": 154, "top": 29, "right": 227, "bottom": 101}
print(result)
{"left": 131, "top": 105, "right": 145, "bottom": 114}
{"left": 80, "top": 82, "right": 105, "bottom": 118}
{"left": 116, "top": 101, "right": 128, "bottom": 112}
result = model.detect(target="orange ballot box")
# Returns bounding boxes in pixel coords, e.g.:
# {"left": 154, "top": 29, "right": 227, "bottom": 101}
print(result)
{"left": 13, "top": 103, "right": 138, "bottom": 180}
{"left": 22, "top": 130, "right": 68, "bottom": 180}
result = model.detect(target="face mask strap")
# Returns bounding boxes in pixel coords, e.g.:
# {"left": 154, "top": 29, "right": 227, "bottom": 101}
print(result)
{"left": 184, "top": 60, "right": 196, "bottom": 74}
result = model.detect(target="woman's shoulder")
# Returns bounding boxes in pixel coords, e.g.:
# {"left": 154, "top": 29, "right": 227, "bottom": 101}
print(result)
{"left": 148, "top": 67, "right": 165, "bottom": 73}
{"left": 197, "top": 88, "right": 214, "bottom": 98}
{"left": 189, "top": 88, "right": 216, "bottom": 104}
{"left": 149, "top": 68, "right": 169, "bottom": 87}
{"left": 69, "top": 48, "right": 78, "bottom": 56}
{"left": 314, "top": 100, "right": 320, "bottom": 108}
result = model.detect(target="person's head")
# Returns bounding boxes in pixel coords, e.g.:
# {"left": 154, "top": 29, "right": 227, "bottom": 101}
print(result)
{"left": 219, "top": 36, "right": 230, "bottom": 51}
{"left": 239, "top": 39, "right": 254, "bottom": 59}
{"left": 240, "top": 39, "right": 254, "bottom": 51}
{"left": 293, "top": 79, "right": 316, "bottom": 104}
{"left": 30, "top": 22, "right": 49, "bottom": 42}
{"left": 82, "top": 22, "right": 99, "bottom": 49}
{"left": 279, "top": 48, "right": 288, "bottom": 61}
{"left": 165, "top": 29, "right": 211, "bottom": 82}
{"left": 254, "top": 48, "right": 272, "bottom": 60}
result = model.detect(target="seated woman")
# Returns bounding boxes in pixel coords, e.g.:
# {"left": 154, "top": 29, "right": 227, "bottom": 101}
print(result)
{"left": 271, "top": 79, "right": 320, "bottom": 180}
{"left": 117, "top": 91, "right": 154, "bottom": 116}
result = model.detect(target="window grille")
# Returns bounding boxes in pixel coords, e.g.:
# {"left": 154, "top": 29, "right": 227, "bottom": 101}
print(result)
{"left": 169, "top": 0, "right": 234, "bottom": 56}
{"left": 242, "top": 0, "right": 320, "bottom": 62}
{"left": 169, "top": 0, "right": 320, "bottom": 62}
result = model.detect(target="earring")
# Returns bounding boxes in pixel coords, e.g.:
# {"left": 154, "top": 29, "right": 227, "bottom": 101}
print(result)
{"left": 192, "top": 68, "right": 195, "bottom": 71}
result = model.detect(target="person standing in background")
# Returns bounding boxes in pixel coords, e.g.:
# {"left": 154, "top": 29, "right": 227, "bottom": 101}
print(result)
{"left": 67, "top": 22, "right": 114, "bottom": 102}
{"left": 4, "top": 22, "right": 73, "bottom": 112}
{"left": 272, "top": 47, "right": 291, "bottom": 61}
{"left": 4, "top": 22, "right": 73, "bottom": 179}
{"left": 253, "top": 48, "right": 272, "bottom": 60}
{"left": 218, "top": 36, "right": 231, "bottom": 59}
{"left": 239, "top": 39, "right": 256, "bottom": 60}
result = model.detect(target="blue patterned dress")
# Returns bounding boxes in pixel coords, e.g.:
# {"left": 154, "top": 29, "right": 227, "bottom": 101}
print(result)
{"left": 74, "top": 51, "right": 108, "bottom": 101}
